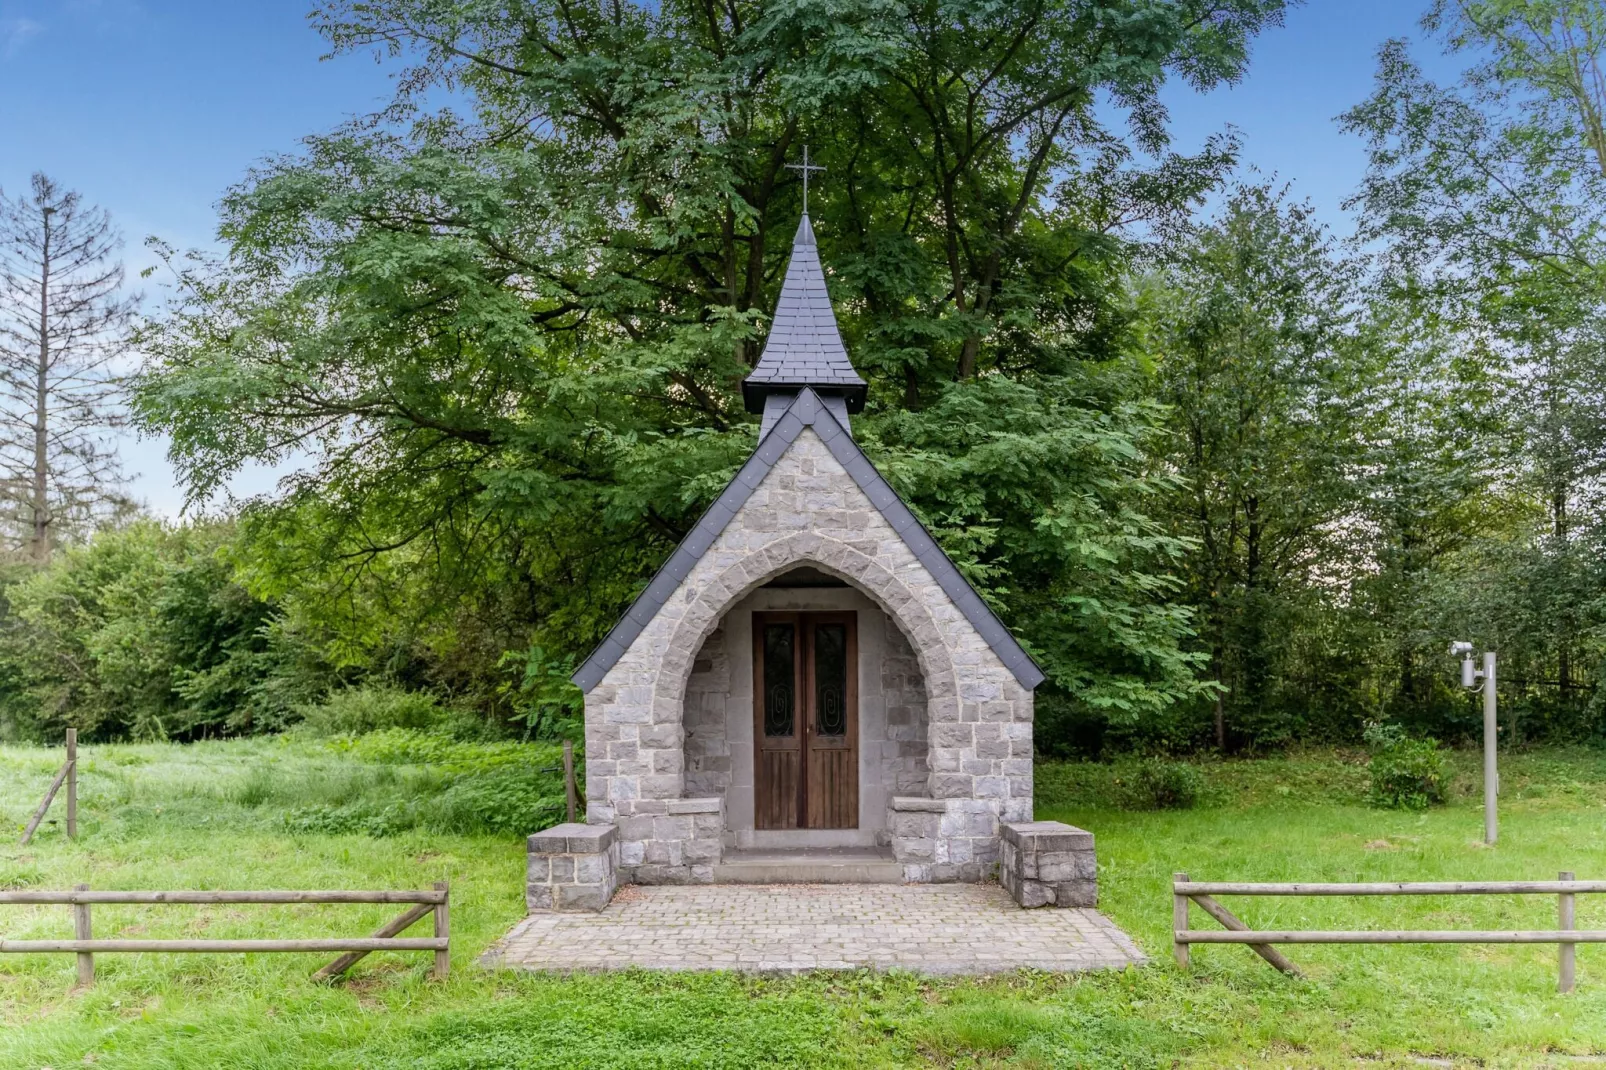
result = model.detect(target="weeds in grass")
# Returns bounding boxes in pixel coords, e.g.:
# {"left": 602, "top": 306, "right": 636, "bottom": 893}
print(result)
{"left": 916, "top": 999, "right": 1056, "bottom": 1057}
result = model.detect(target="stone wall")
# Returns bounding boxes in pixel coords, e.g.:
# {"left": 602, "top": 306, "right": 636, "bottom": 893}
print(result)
{"left": 888, "top": 796, "right": 1002, "bottom": 883}
{"left": 584, "top": 425, "right": 1034, "bottom": 883}
{"left": 683, "top": 628, "right": 732, "bottom": 801}
{"left": 614, "top": 797, "right": 724, "bottom": 885}
{"left": 882, "top": 616, "right": 929, "bottom": 797}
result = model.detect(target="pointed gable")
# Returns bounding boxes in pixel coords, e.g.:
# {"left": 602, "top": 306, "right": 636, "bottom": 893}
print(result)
{"left": 572, "top": 388, "right": 1044, "bottom": 692}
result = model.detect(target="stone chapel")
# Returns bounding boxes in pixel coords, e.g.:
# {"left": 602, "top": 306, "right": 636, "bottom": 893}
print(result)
{"left": 525, "top": 213, "right": 1098, "bottom": 913}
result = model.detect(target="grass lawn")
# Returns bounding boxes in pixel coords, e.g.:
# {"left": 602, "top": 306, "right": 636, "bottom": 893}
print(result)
{"left": 3, "top": 737, "right": 1606, "bottom": 1068}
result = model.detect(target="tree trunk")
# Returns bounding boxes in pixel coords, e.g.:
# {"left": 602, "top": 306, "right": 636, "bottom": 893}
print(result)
{"left": 957, "top": 335, "right": 978, "bottom": 379}
{"left": 31, "top": 209, "right": 51, "bottom": 564}
{"left": 1214, "top": 678, "right": 1226, "bottom": 751}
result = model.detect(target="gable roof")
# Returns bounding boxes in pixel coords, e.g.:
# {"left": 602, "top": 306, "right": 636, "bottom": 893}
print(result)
{"left": 571, "top": 388, "right": 1045, "bottom": 692}
{"left": 740, "top": 215, "right": 867, "bottom": 415}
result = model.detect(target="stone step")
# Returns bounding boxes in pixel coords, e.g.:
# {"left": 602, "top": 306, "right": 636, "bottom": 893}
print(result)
{"left": 713, "top": 847, "right": 904, "bottom": 884}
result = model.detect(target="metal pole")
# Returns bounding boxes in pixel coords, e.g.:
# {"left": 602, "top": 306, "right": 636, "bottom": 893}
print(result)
{"left": 1484, "top": 651, "right": 1498, "bottom": 846}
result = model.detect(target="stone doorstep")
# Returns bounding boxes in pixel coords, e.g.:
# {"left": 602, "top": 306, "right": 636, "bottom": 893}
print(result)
{"left": 713, "top": 847, "right": 904, "bottom": 885}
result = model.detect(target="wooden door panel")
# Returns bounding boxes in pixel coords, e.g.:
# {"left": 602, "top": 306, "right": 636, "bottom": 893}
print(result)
{"left": 758, "top": 750, "right": 801, "bottom": 829}
{"left": 805, "top": 747, "right": 857, "bottom": 828}
{"left": 753, "top": 610, "right": 858, "bottom": 831}
{"left": 753, "top": 615, "right": 803, "bottom": 830}
{"left": 803, "top": 613, "right": 858, "bottom": 830}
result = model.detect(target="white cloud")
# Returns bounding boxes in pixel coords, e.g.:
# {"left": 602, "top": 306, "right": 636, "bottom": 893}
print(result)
{"left": 0, "top": 16, "right": 42, "bottom": 58}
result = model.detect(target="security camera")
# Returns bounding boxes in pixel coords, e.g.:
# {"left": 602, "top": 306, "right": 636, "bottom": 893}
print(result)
{"left": 1449, "top": 641, "right": 1474, "bottom": 657}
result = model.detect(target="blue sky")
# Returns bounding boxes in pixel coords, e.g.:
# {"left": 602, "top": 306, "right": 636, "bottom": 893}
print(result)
{"left": 0, "top": 1, "right": 1464, "bottom": 516}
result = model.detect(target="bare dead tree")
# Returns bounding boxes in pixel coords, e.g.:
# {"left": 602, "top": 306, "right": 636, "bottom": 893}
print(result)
{"left": 0, "top": 174, "right": 136, "bottom": 563}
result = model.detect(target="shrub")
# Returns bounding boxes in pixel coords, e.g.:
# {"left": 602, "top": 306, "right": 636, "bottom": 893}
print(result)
{"left": 1364, "top": 721, "right": 1450, "bottom": 810}
{"left": 433, "top": 769, "right": 566, "bottom": 836}
{"left": 1125, "top": 758, "right": 1203, "bottom": 810}
{"left": 294, "top": 686, "right": 447, "bottom": 737}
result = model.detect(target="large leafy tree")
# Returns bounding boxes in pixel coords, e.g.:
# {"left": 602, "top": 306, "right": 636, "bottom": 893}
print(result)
{"left": 1147, "top": 183, "right": 1373, "bottom": 749}
{"left": 1343, "top": 0, "right": 1606, "bottom": 712}
{"left": 136, "top": 0, "right": 1287, "bottom": 727}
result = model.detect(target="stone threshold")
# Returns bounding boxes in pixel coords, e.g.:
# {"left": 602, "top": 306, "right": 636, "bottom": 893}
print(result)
{"left": 714, "top": 845, "right": 902, "bottom": 884}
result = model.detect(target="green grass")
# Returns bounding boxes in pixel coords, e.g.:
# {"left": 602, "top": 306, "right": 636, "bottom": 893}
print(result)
{"left": 4, "top": 739, "right": 1606, "bottom": 1067}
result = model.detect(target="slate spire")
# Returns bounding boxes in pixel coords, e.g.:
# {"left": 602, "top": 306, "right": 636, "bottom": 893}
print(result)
{"left": 742, "top": 214, "right": 867, "bottom": 423}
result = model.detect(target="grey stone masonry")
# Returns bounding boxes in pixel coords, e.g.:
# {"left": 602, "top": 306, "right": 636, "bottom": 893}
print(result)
{"left": 582, "top": 418, "right": 1035, "bottom": 883}
{"left": 1000, "top": 821, "right": 1097, "bottom": 908}
{"left": 615, "top": 796, "right": 724, "bottom": 885}
{"left": 888, "top": 796, "right": 1001, "bottom": 883}
{"left": 527, "top": 822, "right": 620, "bottom": 912}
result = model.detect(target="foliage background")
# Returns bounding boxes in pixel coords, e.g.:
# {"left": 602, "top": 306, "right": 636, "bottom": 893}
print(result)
{"left": 6, "top": 0, "right": 1606, "bottom": 757}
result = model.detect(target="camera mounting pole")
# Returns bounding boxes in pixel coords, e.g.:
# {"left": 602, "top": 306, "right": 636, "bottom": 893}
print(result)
{"left": 1450, "top": 642, "right": 1497, "bottom": 845}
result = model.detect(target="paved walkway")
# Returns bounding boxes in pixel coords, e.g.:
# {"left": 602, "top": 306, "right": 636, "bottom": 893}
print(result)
{"left": 484, "top": 883, "right": 1146, "bottom": 975}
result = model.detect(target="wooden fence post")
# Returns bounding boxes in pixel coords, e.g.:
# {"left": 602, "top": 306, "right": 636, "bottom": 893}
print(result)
{"left": 1173, "top": 871, "right": 1190, "bottom": 968}
{"left": 432, "top": 880, "right": 449, "bottom": 980}
{"left": 73, "top": 883, "right": 92, "bottom": 987}
{"left": 1560, "top": 870, "right": 1576, "bottom": 994}
{"left": 65, "top": 729, "right": 77, "bottom": 840}
{"left": 563, "top": 741, "right": 577, "bottom": 824}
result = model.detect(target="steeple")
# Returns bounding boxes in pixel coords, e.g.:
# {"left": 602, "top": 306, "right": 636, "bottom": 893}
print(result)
{"left": 742, "top": 214, "right": 867, "bottom": 433}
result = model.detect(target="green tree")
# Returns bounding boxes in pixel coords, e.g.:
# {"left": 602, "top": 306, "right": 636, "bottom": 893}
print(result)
{"left": 1148, "top": 182, "right": 1373, "bottom": 750}
{"left": 136, "top": 0, "right": 1288, "bottom": 730}
{"left": 1344, "top": 1, "right": 1606, "bottom": 721}
{"left": 0, "top": 521, "right": 306, "bottom": 741}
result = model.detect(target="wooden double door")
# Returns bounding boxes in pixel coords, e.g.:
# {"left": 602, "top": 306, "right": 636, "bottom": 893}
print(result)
{"left": 753, "top": 612, "right": 858, "bottom": 829}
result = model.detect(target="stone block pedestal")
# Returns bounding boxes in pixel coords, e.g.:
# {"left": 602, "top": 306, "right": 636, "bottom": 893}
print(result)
{"left": 527, "top": 822, "right": 619, "bottom": 911}
{"left": 1000, "top": 821, "right": 1097, "bottom": 908}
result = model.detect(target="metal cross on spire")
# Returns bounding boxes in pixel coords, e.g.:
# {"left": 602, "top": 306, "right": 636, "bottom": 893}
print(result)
{"left": 785, "top": 145, "right": 825, "bottom": 215}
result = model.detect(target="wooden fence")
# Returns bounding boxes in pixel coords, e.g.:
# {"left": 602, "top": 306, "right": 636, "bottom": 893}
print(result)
{"left": 0, "top": 884, "right": 449, "bottom": 988}
{"left": 1173, "top": 872, "right": 1603, "bottom": 992}
{"left": 20, "top": 728, "right": 77, "bottom": 845}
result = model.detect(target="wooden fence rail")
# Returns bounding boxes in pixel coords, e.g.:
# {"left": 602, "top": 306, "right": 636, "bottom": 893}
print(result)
{"left": 0, "top": 883, "right": 449, "bottom": 988}
{"left": 1173, "top": 871, "right": 1594, "bottom": 992}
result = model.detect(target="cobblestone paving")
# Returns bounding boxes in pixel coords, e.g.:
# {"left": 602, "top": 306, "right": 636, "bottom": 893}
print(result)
{"left": 484, "top": 883, "right": 1146, "bottom": 975}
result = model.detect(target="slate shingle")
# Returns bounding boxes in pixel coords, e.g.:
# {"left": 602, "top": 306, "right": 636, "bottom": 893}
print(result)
{"left": 741, "top": 215, "right": 867, "bottom": 415}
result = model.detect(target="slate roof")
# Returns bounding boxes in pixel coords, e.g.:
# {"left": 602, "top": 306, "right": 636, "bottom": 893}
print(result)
{"left": 741, "top": 214, "right": 867, "bottom": 415}
{"left": 571, "top": 388, "right": 1045, "bottom": 693}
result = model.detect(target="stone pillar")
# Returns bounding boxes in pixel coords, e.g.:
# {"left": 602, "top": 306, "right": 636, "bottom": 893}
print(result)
{"left": 1000, "top": 821, "right": 1097, "bottom": 908}
{"left": 527, "top": 822, "right": 619, "bottom": 911}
